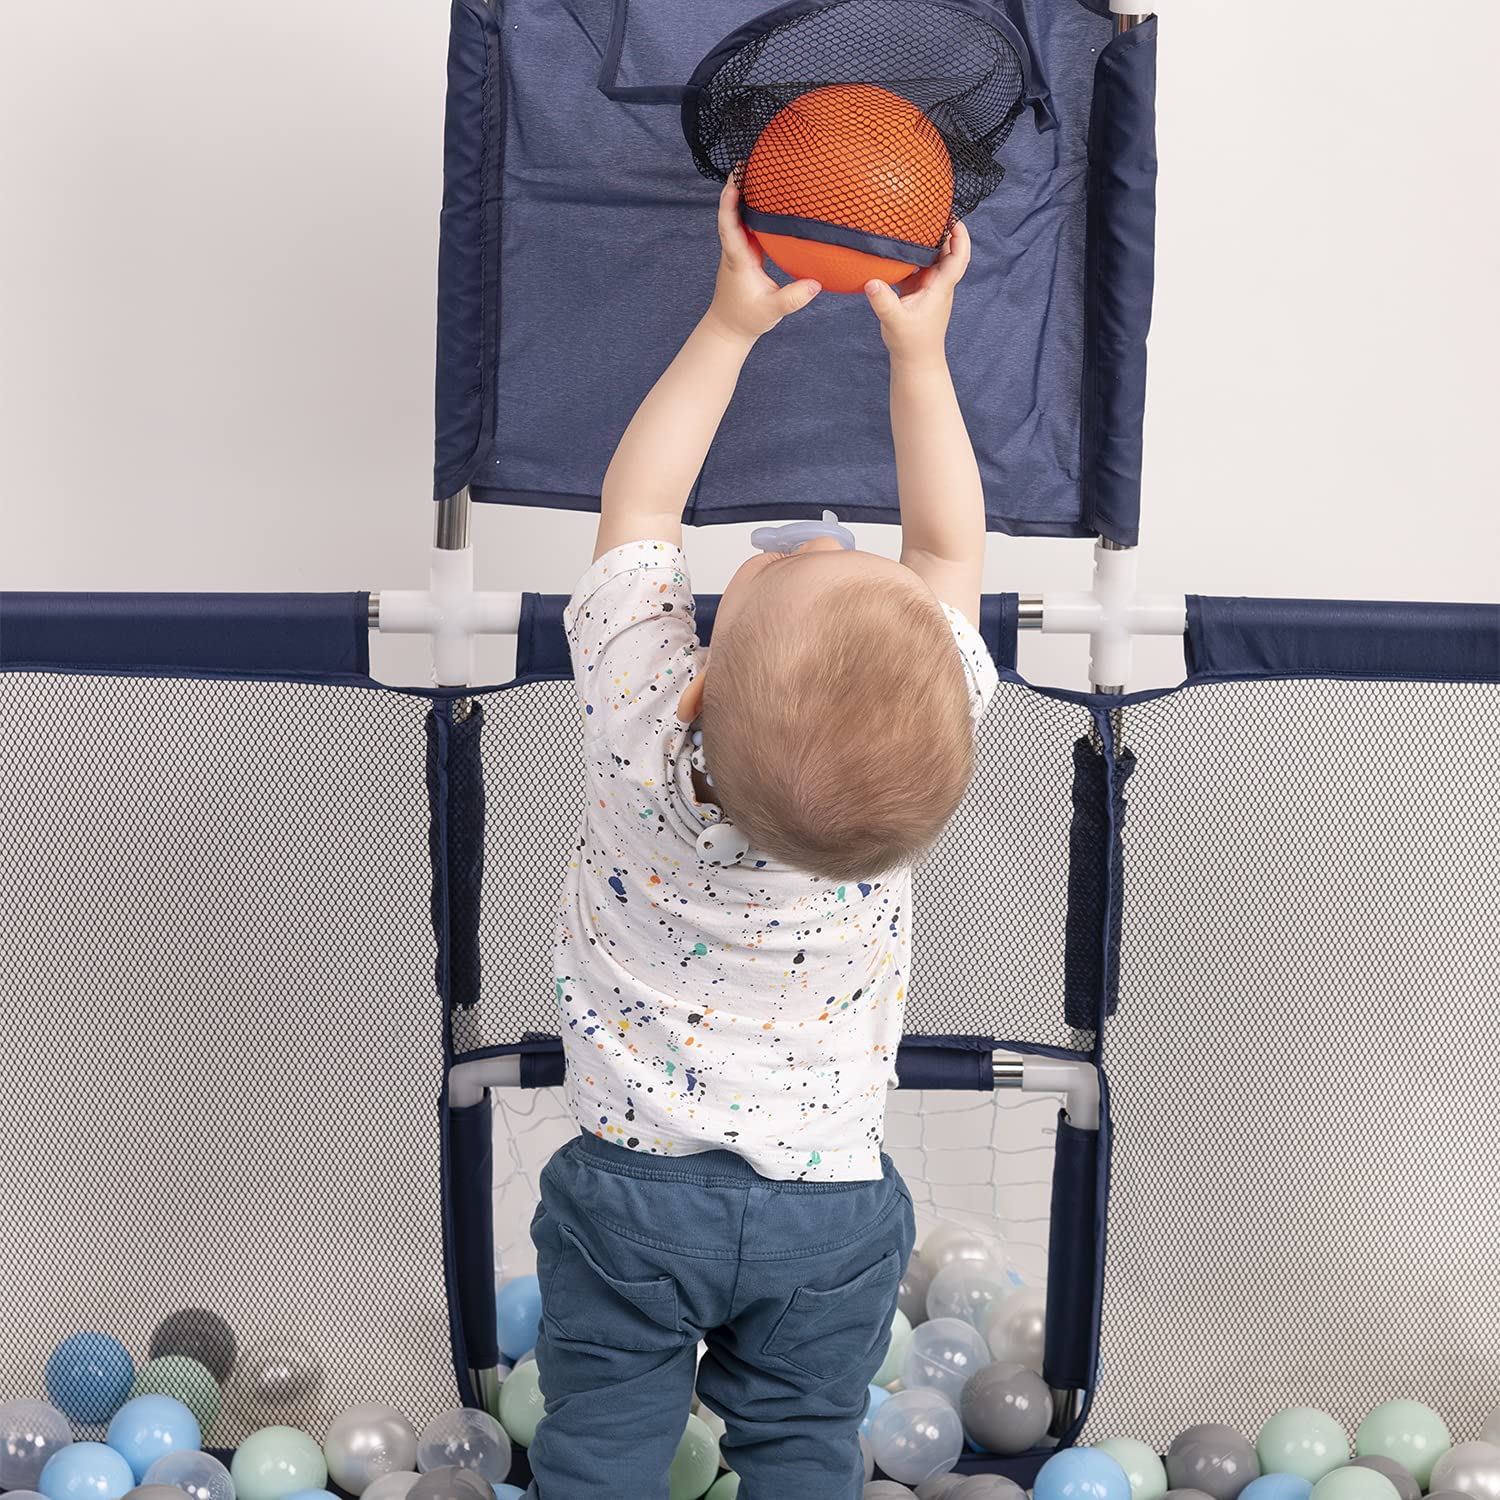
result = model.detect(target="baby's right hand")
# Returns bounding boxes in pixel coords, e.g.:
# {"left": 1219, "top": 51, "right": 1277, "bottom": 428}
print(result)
{"left": 703, "top": 180, "right": 822, "bottom": 346}
{"left": 864, "top": 221, "right": 971, "bottom": 364}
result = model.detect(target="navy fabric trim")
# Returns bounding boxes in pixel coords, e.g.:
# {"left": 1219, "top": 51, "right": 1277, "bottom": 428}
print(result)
{"left": 1079, "top": 19, "right": 1157, "bottom": 548}
{"left": 467, "top": 488, "right": 1095, "bottom": 539}
{"left": 514, "top": 591, "right": 1017, "bottom": 680}
{"left": 895, "top": 1042, "right": 996, "bottom": 1091}
{"left": 0, "top": 592, "right": 369, "bottom": 676}
{"left": 1187, "top": 596, "right": 1500, "bottom": 682}
{"left": 427, "top": 705, "right": 487, "bottom": 1014}
{"left": 680, "top": 0, "right": 1056, "bottom": 141}
{"left": 433, "top": 0, "right": 503, "bottom": 501}
{"left": 740, "top": 208, "right": 942, "bottom": 264}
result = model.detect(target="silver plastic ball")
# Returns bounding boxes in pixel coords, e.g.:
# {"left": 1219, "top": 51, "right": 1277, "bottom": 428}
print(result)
{"left": 324, "top": 1405, "right": 419, "bottom": 1496}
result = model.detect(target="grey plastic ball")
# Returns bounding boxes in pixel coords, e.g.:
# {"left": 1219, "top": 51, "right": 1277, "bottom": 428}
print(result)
{"left": 1165, "top": 1490, "right": 1218, "bottom": 1500}
{"left": 1348, "top": 1457, "right": 1420, "bottom": 1500}
{"left": 407, "top": 1467, "right": 492, "bottom": 1500}
{"left": 953, "top": 1479, "right": 1030, "bottom": 1499}
{"left": 324, "top": 1404, "right": 419, "bottom": 1496}
{"left": 1428, "top": 1444, "right": 1500, "bottom": 1500}
{"left": 1426, "top": 1491, "right": 1475, "bottom": 1500}
{"left": 246, "top": 1351, "right": 324, "bottom": 1407}
{"left": 1169, "top": 1429, "right": 1247, "bottom": 1461}
{"left": 915, "top": 1479, "right": 971, "bottom": 1500}
{"left": 866, "top": 1486, "right": 919, "bottom": 1499}
{"left": 900, "top": 1256, "right": 935, "bottom": 1327}
{"left": 149, "top": 1310, "right": 237, "bottom": 1383}
{"left": 958, "top": 1362, "right": 1052, "bottom": 1456}
{"left": 1166, "top": 1439, "right": 1260, "bottom": 1500}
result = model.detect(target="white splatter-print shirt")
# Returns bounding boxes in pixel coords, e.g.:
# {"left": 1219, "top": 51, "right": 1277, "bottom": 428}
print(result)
{"left": 554, "top": 540, "right": 998, "bottom": 1181}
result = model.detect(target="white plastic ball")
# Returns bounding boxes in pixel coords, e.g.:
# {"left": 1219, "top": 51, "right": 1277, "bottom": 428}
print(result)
{"left": 1428, "top": 1443, "right": 1500, "bottom": 1500}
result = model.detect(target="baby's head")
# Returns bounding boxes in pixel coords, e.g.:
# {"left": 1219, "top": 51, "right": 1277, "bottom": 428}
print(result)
{"left": 685, "top": 541, "right": 974, "bottom": 882}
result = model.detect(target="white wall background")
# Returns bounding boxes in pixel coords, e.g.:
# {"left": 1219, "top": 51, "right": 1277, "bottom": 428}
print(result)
{"left": 1, "top": 0, "right": 1495, "bottom": 690}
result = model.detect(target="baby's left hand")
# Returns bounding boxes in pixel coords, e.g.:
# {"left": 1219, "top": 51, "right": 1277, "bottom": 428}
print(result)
{"left": 702, "top": 180, "right": 822, "bottom": 345}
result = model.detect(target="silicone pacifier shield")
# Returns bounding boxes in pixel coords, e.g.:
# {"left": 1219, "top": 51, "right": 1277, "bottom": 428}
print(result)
{"left": 751, "top": 510, "right": 856, "bottom": 554}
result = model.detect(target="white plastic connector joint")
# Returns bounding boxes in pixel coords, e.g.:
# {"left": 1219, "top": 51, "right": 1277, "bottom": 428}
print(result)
{"left": 1041, "top": 542, "right": 1186, "bottom": 690}
{"left": 449, "top": 1053, "right": 524, "bottom": 1108}
{"left": 375, "top": 546, "right": 523, "bottom": 688}
{"left": 1021, "top": 1058, "right": 1101, "bottom": 1131}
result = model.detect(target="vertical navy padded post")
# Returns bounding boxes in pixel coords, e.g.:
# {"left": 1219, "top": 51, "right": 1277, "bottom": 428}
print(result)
{"left": 1080, "top": 19, "right": 1157, "bottom": 546}
{"left": 1063, "top": 736, "right": 1136, "bottom": 1028}
{"left": 445, "top": 1096, "right": 499, "bottom": 1372}
{"left": 1042, "top": 1095, "right": 1112, "bottom": 1397}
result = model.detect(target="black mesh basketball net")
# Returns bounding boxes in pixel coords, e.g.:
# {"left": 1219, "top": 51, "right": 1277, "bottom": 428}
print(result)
{"left": 685, "top": 0, "right": 1027, "bottom": 262}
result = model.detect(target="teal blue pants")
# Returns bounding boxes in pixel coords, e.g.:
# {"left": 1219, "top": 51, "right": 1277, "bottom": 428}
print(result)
{"left": 524, "top": 1132, "right": 915, "bottom": 1500}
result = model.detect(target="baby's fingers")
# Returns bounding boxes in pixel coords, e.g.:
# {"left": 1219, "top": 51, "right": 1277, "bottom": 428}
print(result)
{"left": 863, "top": 277, "right": 904, "bottom": 319}
{"left": 929, "top": 221, "right": 972, "bottom": 288}
{"left": 716, "top": 178, "right": 752, "bottom": 267}
{"left": 772, "top": 277, "right": 822, "bottom": 317}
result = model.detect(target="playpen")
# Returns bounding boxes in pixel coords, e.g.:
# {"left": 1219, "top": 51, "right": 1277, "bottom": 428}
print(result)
{"left": 2, "top": 0, "right": 1497, "bottom": 1492}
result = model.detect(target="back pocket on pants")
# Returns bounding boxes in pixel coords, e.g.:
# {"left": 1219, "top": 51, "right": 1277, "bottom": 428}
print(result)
{"left": 760, "top": 1249, "right": 902, "bottom": 1380}
{"left": 545, "top": 1223, "right": 685, "bottom": 1353}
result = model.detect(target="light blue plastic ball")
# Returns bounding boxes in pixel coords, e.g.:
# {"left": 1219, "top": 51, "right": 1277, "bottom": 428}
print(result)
{"left": 1242, "top": 1476, "right": 1315, "bottom": 1500}
{"left": 495, "top": 1277, "right": 543, "bottom": 1363}
{"left": 492, "top": 1488, "right": 525, "bottom": 1500}
{"left": 861, "top": 1385, "right": 891, "bottom": 1436}
{"left": 1035, "top": 1447, "right": 1135, "bottom": 1500}
{"left": 39, "top": 1441, "right": 135, "bottom": 1500}
{"left": 283, "top": 1490, "right": 341, "bottom": 1500}
{"left": 106, "top": 1397, "right": 200, "bottom": 1483}
{"left": 46, "top": 1336, "right": 135, "bottom": 1426}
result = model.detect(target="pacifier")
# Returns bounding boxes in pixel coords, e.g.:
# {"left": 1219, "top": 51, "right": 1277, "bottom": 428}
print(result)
{"left": 750, "top": 510, "right": 856, "bottom": 555}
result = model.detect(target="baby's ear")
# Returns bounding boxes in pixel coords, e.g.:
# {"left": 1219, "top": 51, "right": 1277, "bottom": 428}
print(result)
{"left": 677, "top": 668, "right": 707, "bottom": 724}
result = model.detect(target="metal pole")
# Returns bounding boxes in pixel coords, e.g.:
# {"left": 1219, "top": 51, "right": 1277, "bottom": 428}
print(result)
{"left": 435, "top": 487, "right": 472, "bottom": 550}
{"left": 1114, "top": 10, "right": 1146, "bottom": 34}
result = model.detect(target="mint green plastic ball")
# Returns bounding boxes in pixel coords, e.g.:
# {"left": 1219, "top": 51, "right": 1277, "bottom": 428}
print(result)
{"left": 705, "top": 1476, "right": 740, "bottom": 1499}
{"left": 1355, "top": 1403, "right": 1451, "bottom": 1490}
{"left": 497, "top": 1363, "right": 546, "bottom": 1449}
{"left": 873, "top": 1309, "right": 913, "bottom": 1388}
{"left": 669, "top": 1415, "right": 719, "bottom": 1500}
{"left": 231, "top": 1427, "right": 327, "bottom": 1500}
{"left": 1258, "top": 1411, "right": 1348, "bottom": 1484}
{"left": 1096, "top": 1437, "right": 1170, "bottom": 1500}
{"left": 128, "top": 1360, "right": 220, "bottom": 1436}
{"left": 1309, "top": 1468, "right": 1398, "bottom": 1500}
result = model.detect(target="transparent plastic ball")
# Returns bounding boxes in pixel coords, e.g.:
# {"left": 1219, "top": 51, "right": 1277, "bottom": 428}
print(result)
{"left": 143, "top": 1450, "right": 235, "bottom": 1500}
{"left": 901, "top": 1318, "right": 991, "bottom": 1406}
{"left": 1, "top": 1401, "right": 74, "bottom": 1491}
{"left": 870, "top": 1389, "right": 964, "bottom": 1486}
{"left": 415, "top": 1410, "right": 511, "bottom": 1487}
{"left": 923, "top": 1231, "right": 1006, "bottom": 1275}
{"left": 925, "top": 1261, "right": 1015, "bottom": 1331}
{"left": 362, "top": 1472, "right": 422, "bottom": 1500}
{"left": 985, "top": 1287, "right": 1047, "bottom": 1372}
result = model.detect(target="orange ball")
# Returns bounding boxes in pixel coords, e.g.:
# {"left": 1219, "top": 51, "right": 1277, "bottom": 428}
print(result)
{"left": 742, "top": 83, "right": 954, "bottom": 294}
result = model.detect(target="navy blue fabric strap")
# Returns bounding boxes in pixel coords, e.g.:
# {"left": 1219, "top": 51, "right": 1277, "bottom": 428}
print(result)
{"left": 1063, "top": 735, "right": 1135, "bottom": 1029}
{"left": 515, "top": 591, "right": 1017, "bottom": 679}
{"left": 0, "top": 593, "right": 370, "bottom": 677}
{"left": 1187, "top": 596, "right": 1500, "bottom": 682}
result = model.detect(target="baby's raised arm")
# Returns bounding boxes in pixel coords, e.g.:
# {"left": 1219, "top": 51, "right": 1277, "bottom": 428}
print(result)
{"left": 864, "top": 222, "right": 985, "bottom": 626}
{"left": 592, "top": 182, "right": 821, "bottom": 561}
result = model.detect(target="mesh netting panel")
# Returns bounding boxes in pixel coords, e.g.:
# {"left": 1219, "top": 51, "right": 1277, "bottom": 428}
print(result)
{"left": 687, "top": 0, "right": 1026, "bottom": 251}
{"left": 460, "top": 677, "right": 1099, "bottom": 1055}
{"left": 0, "top": 673, "right": 455, "bottom": 1444}
{"left": 1092, "top": 678, "right": 1500, "bottom": 1445}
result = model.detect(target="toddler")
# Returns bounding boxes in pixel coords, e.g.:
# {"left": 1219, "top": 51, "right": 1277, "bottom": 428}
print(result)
{"left": 524, "top": 183, "right": 998, "bottom": 1500}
